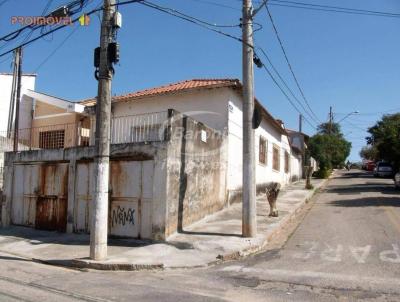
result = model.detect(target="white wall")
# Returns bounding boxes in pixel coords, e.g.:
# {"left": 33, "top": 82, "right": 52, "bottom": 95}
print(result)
{"left": 226, "top": 90, "right": 293, "bottom": 191}
{"left": 290, "top": 151, "right": 302, "bottom": 182}
{"left": 0, "top": 74, "right": 36, "bottom": 133}
{"left": 104, "top": 86, "right": 301, "bottom": 190}
{"left": 111, "top": 88, "right": 230, "bottom": 132}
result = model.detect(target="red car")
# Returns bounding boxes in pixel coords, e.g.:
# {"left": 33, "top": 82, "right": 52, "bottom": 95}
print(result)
{"left": 366, "top": 161, "right": 376, "bottom": 171}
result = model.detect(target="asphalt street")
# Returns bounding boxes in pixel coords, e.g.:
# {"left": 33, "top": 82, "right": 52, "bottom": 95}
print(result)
{"left": 0, "top": 170, "right": 399, "bottom": 301}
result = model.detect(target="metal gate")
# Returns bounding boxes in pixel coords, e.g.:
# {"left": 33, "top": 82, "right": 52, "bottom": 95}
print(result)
{"left": 74, "top": 160, "right": 154, "bottom": 239}
{"left": 75, "top": 161, "right": 94, "bottom": 233}
{"left": 11, "top": 163, "right": 68, "bottom": 232}
{"left": 11, "top": 164, "right": 40, "bottom": 226}
{"left": 35, "top": 163, "right": 69, "bottom": 232}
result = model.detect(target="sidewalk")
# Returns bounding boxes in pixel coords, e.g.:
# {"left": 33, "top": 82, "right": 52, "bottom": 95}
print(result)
{"left": 0, "top": 178, "right": 327, "bottom": 270}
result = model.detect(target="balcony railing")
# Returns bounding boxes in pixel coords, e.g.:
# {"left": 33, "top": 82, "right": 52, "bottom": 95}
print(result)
{"left": 111, "top": 111, "right": 169, "bottom": 144}
{"left": 0, "top": 111, "right": 170, "bottom": 152}
{"left": 0, "top": 123, "right": 89, "bottom": 152}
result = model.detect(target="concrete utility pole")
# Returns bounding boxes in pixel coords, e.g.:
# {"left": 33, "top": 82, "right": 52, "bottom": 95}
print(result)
{"left": 90, "top": 0, "right": 116, "bottom": 260}
{"left": 7, "top": 49, "right": 18, "bottom": 139}
{"left": 299, "top": 114, "right": 303, "bottom": 133}
{"left": 242, "top": 0, "right": 257, "bottom": 237}
{"left": 13, "top": 47, "right": 22, "bottom": 152}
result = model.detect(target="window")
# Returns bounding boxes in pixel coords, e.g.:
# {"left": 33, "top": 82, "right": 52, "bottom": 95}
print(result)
{"left": 272, "top": 144, "right": 280, "bottom": 171}
{"left": 39, "top": 130, "right": 65, "bottom": 149}
{"left": 284, "top": 151, "right": 290, "bottom": 173}
{"left": 259, "top": 137, "right": 267, "bottom": 165}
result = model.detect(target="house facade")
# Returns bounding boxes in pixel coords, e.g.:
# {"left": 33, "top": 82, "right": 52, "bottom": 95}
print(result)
{"left": 1, "top": 79, "right": 309, "bottom": 240}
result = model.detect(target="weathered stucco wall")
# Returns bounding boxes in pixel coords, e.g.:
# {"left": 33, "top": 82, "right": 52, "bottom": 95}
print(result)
{"left": 1, "top": 143, "right": 169, "bottom": 240}
{"left": 165, "top": 112, "right": 227, "bottom": 237}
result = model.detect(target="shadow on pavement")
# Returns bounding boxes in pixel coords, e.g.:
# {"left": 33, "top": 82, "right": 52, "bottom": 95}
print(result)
{"left": 329, "top": 196, "right": 400, "bottom": 207}
{"left": 327, "top": 184, "right": 398, "bottom": 195}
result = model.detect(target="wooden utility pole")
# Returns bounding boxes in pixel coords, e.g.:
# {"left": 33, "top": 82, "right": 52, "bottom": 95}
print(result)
{"left": 90, "top": 0, "right": 116, "bottom": 260}
{"left": 242, "top": 0, "right": 257, "bottom": 237}
{"left": 13, "top": 47, "right": 22, "bottom": 152}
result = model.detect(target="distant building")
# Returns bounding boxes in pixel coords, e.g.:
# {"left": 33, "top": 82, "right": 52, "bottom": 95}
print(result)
{"left": 0, "top": 73, "right": 36, "bottom": 133}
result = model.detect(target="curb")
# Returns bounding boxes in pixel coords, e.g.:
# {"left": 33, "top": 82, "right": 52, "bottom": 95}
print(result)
{"left": 213, "top": 177, "right": 329, "bottom": 263}
{"left": 0, "top": 178, "right": 330, "bottom": 272}
{"left": 71, "top": 259, "right": 164, "bottom": 271}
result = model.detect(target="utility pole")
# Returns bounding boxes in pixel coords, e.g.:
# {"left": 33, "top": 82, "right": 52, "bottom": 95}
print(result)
{"left": 13, "top": 47, "right": 22, "bottom": 152}
{"left": 328, "top": 106, "right": 333, "bottom": 135}
{"left": 242, "top": 0, "right": 257, "bottom": 237}
{"left": 7, "top": 49, "right": 18, "bottom": 139}
{"left": 299, "top": 114, "right": 302, "bottom": 133}
{"left": 90, "top": 0, "right": 117, "bottom": 261}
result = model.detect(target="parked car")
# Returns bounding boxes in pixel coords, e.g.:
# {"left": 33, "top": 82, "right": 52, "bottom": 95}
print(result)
{"left": 366, "top": 161, "right": 376, "bottom": 171}
{"left": 373, "top": 162, "right": 394, "bottom": 178}
{"left": 394, "top": 172, "right": 400, "bottom": 189}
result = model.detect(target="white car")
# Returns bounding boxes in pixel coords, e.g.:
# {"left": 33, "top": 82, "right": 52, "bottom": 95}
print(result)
{"left": 395, "top": 172, "right": 400, "bottom": 189}
{"left": 374, "top": 162, "right": 394, "bottom": 178}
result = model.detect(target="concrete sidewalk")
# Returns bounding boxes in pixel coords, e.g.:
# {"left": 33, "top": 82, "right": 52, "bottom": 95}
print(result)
{"left": 0, "top": 178, "right": 327, "bottom": 270}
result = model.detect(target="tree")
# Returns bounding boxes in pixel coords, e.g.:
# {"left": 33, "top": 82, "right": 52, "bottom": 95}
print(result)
{"left": 365, "top": 113, "right": 400, "bottom": 170}
{"left": 308, "top": 122, "right": 352, "bottom": 173}
{"left": 359, "top": 146, "right": 378, "bottom": 161}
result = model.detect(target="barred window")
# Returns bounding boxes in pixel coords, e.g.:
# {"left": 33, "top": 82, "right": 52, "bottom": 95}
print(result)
{"left": 259, "top": 136, "right": 267, "bottom": 165}
{"left": 273, "top": 144, "right": 280, "bottom": 171}
{"left": 39, "top": 130, "right": 65, "bottom": 149}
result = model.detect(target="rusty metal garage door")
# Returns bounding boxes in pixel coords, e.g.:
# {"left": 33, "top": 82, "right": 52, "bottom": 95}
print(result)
{"left": 110, "top": 160, "right": 153, "bottom": 238}
{"left": 75, "top": 161, "right": 94, "bottom": 233}
{"left": 74, "top": 160, "right": 154, "bottom": 239}
{"left": 11, "top": 164, "right": 40, "bottom": 226}
{"left": 35, "top": 163, "right": 69, "bottom": 232}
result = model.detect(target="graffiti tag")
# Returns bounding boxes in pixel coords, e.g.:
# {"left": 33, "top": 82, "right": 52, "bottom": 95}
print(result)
{"left": 111, "top": 206, "right": 135, "bottom": 227}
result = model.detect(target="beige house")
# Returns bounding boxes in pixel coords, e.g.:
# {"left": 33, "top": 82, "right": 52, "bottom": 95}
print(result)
{"left": 19, "top": 90, "right": 90, "bottom": 149}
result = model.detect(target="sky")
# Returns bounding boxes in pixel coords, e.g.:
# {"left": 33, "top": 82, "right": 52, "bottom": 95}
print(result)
{"left": 0, "top": 0, "right": 399, "bottom": 161}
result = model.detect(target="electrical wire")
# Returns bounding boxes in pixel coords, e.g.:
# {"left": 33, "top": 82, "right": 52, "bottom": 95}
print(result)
{"left": 141, "top": 1, "right": 241, "bottom": 28}
{"left": 260, "top": 60, "right": 317, "bottom": 130}
{"left": 33, "top": 25, "right": 80, "bottom": 72}
{"left": 256, "top": 46, "right": 319, "bottom": 125}
{"left": 265, "top": 5, "right": 320, "bottom": 122}
{"left": 189, "top": 0, "right": 239, "bottom": 11}
{"left": 138, "top": 1, "right": 246, "bottom": 45}
{"left": 0, "top": 0, "right": 90, "bottom": 43}
{"left": 269, "top": 0, "right": 400, "bottom": 18}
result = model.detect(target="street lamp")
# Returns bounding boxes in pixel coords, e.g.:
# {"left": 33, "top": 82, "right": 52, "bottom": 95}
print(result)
{"left": 337, "top": 111, "right": 359, "bottom": 123}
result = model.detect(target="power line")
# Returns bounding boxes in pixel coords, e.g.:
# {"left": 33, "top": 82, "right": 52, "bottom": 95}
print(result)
{"left": 265, "top": 5, "right": 320, "bottom": 122}
{"left": 138, "top": 1, "right": 246, "bottom": 44}
{"left": 266, "top": 2, "right": 400, "bottom": 19}
{"left": 269, "top": 0, "right": 400, "bottom": 18}
{"left": 33, "top": 25, "right": 80, "bottom": 72}
{"left": 255, "top": 51, "right": 317, "bottom": 130}
{"left": 256, "top": 46, "right": 319, "bottom": 125}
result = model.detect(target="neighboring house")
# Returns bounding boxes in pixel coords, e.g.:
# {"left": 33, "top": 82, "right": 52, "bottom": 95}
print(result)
{"left": 0, "top": 73, "right": 36, "bottom": 133}
{"left": 82, "top": 79, "right": 296, "bottom": 198}
{"left": 0, "top": 73, "right": 36, "bottom": 189}
{"left": 2, "top": 78, "right": 311, "bottom": 240}
{"left": 19, "top": 90, "right": 89, "bottom": 149}
{"left": 286, "top": 129, "right": 318, "bottom": 177}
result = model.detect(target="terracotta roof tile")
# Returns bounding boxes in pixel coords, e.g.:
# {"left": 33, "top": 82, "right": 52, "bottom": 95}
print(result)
{"left": 80, "top": 78, "right": 240, "bottom": 106}
{"left": 79, "top": 78, "right": 286, "bottom": 135}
